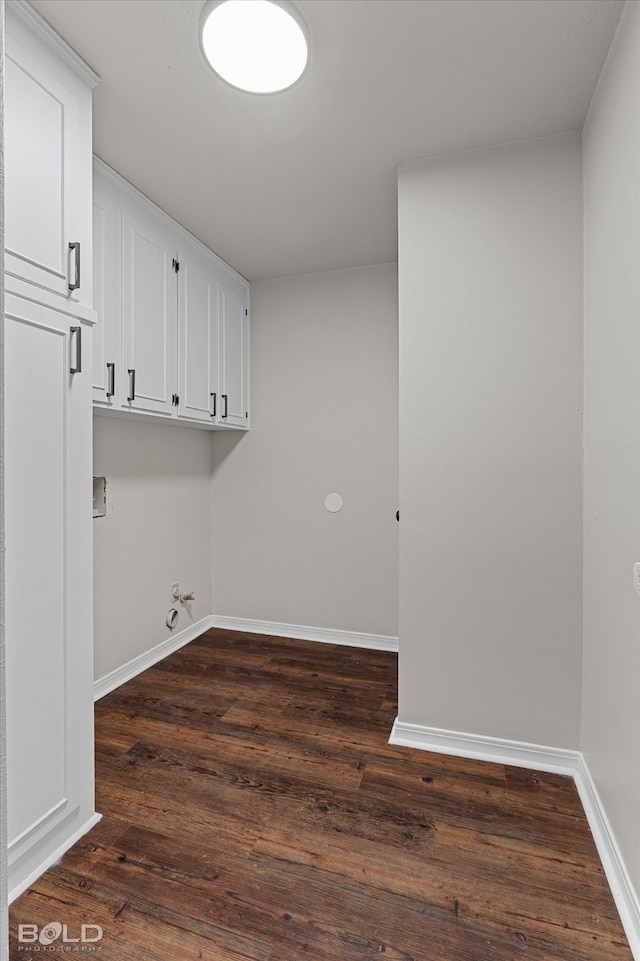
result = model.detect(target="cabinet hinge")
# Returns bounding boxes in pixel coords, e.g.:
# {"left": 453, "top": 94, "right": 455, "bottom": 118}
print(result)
{"left": 172, "top": 393, "right": 180, "bottom": 406}
{"left": 172, "top": 258, "right": 180, "bottom": 273}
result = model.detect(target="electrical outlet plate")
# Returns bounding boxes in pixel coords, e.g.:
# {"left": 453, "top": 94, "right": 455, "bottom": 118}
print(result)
{"left": 633, "top": 564, "right": 640, "bottom": 597}
{"left": 171, "top": 582, "right": 180, "bottom": 602}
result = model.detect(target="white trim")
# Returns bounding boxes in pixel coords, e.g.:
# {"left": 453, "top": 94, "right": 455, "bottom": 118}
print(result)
{"left": 5, "top": 278, "right": 97, "bottom": 324}
{"left": 8, "top": 813, "right": 102, "bottom": 904}
{"left": 6, "top": 0, "right": 100, "bottom": 87}
{"left": 389, "top": 718, "right": 640, "bottom": 960}
{"left": 389, "top": 718, "right": 580, "bottom": 775}
{"left": 8, "top": 798, "right": 67, "bottom": 855}
{"left": 93, "top": 157, "right": 249, "bottom": 286}
{"left": 207, "top": 614, "right": 399, "bottom": 652}
{"left": 94, "top": 615, "right": 397, "bottom": 702}
{"left": 93, "top": 404, "right": 235, "bottom": 432}
{"left": 93, "top": 616, "right": 214, "bottom": 700}
{"left": 574, "top": 756, "right": 640, "bottom": 959}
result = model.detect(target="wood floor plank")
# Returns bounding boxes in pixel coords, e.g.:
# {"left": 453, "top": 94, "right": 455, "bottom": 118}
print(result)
{"left": 14, "top": 867, "right": 273, "bottom": 961}
{"left": 359, "top": 761, "right": 600, "bottom": 857}
{"left": 9, "top": 629, "right": 633, "bottom": 961}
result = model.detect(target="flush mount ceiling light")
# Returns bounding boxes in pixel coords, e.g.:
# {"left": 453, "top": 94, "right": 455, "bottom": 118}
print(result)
{"left": 199, "top": 0, "right": 310, "bottom": 94}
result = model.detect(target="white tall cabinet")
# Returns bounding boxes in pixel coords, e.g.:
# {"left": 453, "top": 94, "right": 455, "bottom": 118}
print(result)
{"left": 4, "top": 0, "right": 100, "bottom": 899}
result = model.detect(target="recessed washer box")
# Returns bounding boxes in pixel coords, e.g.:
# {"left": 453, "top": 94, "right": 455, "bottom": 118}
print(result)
{"left": 93, "top": 476, "right": 106, "bottom": 518}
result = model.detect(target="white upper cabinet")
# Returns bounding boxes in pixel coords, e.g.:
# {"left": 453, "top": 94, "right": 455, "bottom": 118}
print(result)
{"left": 177, "top": 242, "right": 220, "bottom": 425}
{"left": 93, "top": 159, "right": 250, "bottom": 430}
{"left": 5, "top": 1, "right": 98, "bottom": 309}
{"left": 122, "top": 204, "right": 178, "bottom": 416}
{"left": 92, "top": 179, "right": 118, "bottom": 405}
{"left": 219, "top": 277, "right": 250, "bottom": 428}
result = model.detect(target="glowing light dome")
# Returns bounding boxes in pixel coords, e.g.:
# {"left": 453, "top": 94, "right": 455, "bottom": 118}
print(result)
{"left": 200, "top": 0, "right": 310, "bottom": 94}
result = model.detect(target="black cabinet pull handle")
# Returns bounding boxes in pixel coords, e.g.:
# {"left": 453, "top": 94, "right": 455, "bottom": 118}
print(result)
{"left": 106, "top": 362, "right": 115, "bottom": 398}
{"left": 396, "top": 510, "right": 399, "bottom": 522}
{"left": 68, "top": 242, "right": 81, "bottom": 291}
{"left": 222, "top": 394, "right": 228, "bottom": 418}
{"left": 210, "top": 392, "right": 217, "bottom": 417}
{"left": 127, "top": 368, "right": 136, "bottom": 402}
{"left": 70, "top": 326, "right": 82, "bottom": 374}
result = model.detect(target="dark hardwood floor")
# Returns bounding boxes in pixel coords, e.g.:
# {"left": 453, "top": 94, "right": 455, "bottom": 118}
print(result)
{"left": 10, "top": 628, "right": 632, "bottom": 960}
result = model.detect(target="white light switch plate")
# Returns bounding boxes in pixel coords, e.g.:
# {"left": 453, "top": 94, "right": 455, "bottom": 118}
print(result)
{"left": 633, "top": 563, "right": 640, "bottom": 597}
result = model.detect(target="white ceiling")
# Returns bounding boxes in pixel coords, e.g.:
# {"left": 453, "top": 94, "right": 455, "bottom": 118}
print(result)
{"left": 30, "top": 0, "right": 624, "bottom": 282}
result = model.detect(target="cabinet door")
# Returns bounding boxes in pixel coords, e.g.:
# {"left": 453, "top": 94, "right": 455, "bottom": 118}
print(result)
{"left": 5, "top": 3, "right": 95, "bottom": 309}
{"left": 92, "top": 185, "right": 119, "bottom": 406}
{"left": 219, "top": 278, "right": 249, "bottom": 428}
{"left": 5, "top": 293, "right": 95, "bottom": 895}
{"left": 122, "top": 208, "right": 177, "bottom": 416}
{"left": 178, "top": 250, "right": 219, "bottom": 424}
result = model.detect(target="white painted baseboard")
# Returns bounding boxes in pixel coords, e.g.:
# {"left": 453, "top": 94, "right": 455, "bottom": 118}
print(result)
{"left": 207, "top": 614, "right": 398, "bottom": 652}
{"left": 389, "top": 718, "right": 581, "bottom": 775}
{"left": 93, "top": 616, "right": 214, "bottom": 700}
{"left": 389, "top": 718, "right": 640, "bottom": 961}
{"left": 95, "top": 615, "right": 397, "bottom": 702}
{"left": 574, "top": 755, "right": 640, "bottom": 960}
{"left": 8, "top": 812, "right": 102, "bottom": 904}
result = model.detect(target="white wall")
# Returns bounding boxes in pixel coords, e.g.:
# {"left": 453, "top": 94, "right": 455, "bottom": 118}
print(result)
{"left": 210, "top": 263, "right": 399, "bottom": 638}
{"left": 0, "top": 4, "right": 8, "bottom": 953}
{"left": 93, "top": 416, "right": 213, "bottom": 680}
{"left": 398, "top": 133, "right": 583, "bottom": 747}
{"left": 582, "top": 0, "right": 640, "bottom": 901}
